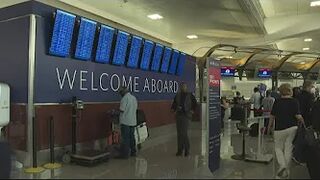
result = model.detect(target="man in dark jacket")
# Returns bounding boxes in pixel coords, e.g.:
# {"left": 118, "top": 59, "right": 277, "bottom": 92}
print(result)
{"left": 296, "top": 80, "right": 316, "bottom": 127}
{"left": 171, "top": 82, "right": 197, "bottom": 157}
{"left": 0, "top": 140, "right": 11, "bottom": 179}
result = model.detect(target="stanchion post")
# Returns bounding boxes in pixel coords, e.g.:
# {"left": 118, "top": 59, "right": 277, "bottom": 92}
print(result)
{"left": 43, "top": 116, "right": 62, "bottom": 169}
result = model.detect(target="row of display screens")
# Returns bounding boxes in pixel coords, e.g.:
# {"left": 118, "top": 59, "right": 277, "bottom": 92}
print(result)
{"left": 49, "top": 10, "right": 186, "bottom": 76}
{"left": 221, "top": 67, "right": 272, "bottom": 78}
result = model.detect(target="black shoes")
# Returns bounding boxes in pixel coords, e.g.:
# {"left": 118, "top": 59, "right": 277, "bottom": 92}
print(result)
{"left": 176, "top": 152, "right": 190, "bottom": 157}
{"left": 176, "top": 152, "right": 182, "bottom": 156}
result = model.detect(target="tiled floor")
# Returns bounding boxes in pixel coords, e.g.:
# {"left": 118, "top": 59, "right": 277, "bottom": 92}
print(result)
{"left": 12, "top": 121, "right": 310, "bottom": 179}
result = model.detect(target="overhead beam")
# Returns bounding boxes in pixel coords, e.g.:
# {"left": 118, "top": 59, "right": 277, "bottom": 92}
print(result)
{"left": 307, "top": 58, "right": 320, "bottom": 73}
{"left": 202, "top": 44, "right": 238, "bottom": 58}
{"left": 274, "top": 53, "right": 301, "bottom": 71}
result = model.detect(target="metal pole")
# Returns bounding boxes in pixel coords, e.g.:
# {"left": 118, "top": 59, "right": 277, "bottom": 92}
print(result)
{"left": 49, "top": 116, "right": 54, "bottom": 164}
{"left": 72, "top": 105, "right": 76, "bottom": 154}
{"left": 32, "top": 117, "right": 37, "bottom": 168}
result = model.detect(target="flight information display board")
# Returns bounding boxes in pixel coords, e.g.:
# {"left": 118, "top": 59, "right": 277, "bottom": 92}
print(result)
{"left": 112, "top": 31, "right": 129, "bottom": 65}
{"left": 49, "top": 10, "right": 76, "bottom": 57}
{"left": 168, "top": 50, "right": 180, "bottom": 74}
{"left": 74, "top": 18, "right": 97, "bottom": 60}
{"left": 176, "top": 53, "right": 186, "bottom": 76}
{"left": 140, "top": 40, "right": 154, "bottom": 70}
{"left": 151, "top": 44, "right": 164, "bottom": 72}
{"left": 95, "top": 25, "right": 115, "bottom": 63}
{"left": 160, "top": 47, "right": 172, "bottom": 73}
{"left": 127, "top": 36, "right": 143, "bottom": 68}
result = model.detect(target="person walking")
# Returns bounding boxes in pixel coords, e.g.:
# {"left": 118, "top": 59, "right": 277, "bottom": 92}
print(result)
{"left": 268, "top": 83, "right": 304, "bottom": 179}
{"left": 171, "top": 82, "right": 197, "bottom": 157}
{"left": 296, "top": 80, "right": 316, "bottom": 127}
{"left": 250, "top": 87, "right": 263, "bottom": 117}
{"left": 261, "top": 90, "right": 275, "bottom": 128}
{"left": 117, "top": 86, "right": 138, "bottom": 159}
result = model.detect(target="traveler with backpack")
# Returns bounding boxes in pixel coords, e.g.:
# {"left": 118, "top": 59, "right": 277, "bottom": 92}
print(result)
{"left": 296, "top": 81, "right": 316, "bottom": 127}
{"left": 268, "top": 83, "right": 304, "bottom": 179}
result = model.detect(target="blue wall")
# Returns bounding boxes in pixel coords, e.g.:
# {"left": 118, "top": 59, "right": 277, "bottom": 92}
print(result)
{"left": 0, "top": 17, "right": 30, "bottom": 103}
{"left": 34, "top": 16, "right": 196, "bottom": 103}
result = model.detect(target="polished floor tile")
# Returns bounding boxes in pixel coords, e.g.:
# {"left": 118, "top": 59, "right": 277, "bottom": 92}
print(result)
{"left": 12, "top": 121, "right": 310, "bottom": 179}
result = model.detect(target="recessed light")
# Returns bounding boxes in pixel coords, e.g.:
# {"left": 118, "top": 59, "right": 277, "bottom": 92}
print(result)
{"left": 304, "top": 38, "right": 313, "bottom": 42}
{"left": 303, "top": 47, "right": 310, "bottom": 51}
{"left": 186, "top": 35, "right": 198, "bottom": 39}
{"left": 310, "top": 1, "right": 320, "bottom": 7}
{"left": 147, "top": 14, "right": 163, "bottom": 20}
{"left": 300, "top": 62, "right": 306, "bottom": 65}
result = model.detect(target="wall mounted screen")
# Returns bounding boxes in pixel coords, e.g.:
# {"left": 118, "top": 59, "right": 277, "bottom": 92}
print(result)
{"left": 74, "top": 18, "right": 97, "bottom": 60}
{"left": 151, "top": 44, "right": 164, "bottom": 72}
{"left": 112, "top": 31, "right": 130, "bottom": 65}
{"left": 168, "top": 50, "right": 180, "bottom": 74}
{"left": 176, "top": 53, "right": 186, "bottom": 76}
{"left": 221, "top": 66, "right": 235, "bottom": 77}
{"left": 95, "top": 25, "right": 115, "bottom": 63}
{"left": 258, "top": 68, "right": 271, "bottom": 78}
{"left": 49, "top": 10, "right": 76, "bottom": 57}
{"left": 140, "top": 40, "right": 154, "bottom": 70}
{"left": 127, "top": 36, "right": 142, "bottom": 68}
{"left": 160, "top": 47, "right": 172, "bottom": 73}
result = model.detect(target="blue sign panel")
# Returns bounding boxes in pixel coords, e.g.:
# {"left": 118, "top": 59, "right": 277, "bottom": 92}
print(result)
{"left": 140, "top": 40, "right": 154, "bottom": 70}
{"left": 160, "top": 47, "right": 172, "bottom": 73}
{"left": 95, "top": 25, "right": 115, "bottom": 63}
{"left": 176, "top": 53, "right": 186, "bottom": 76}
{"left": 112, "top": 31, "right": 129, "bottom": 66}
{"left": 168, "top": 50, "right": 180, "bottom": 75}
{"left": 74, "top": 18, "right": 97, "bottom": 60}
{"left": 151, "top": 44, "right": 164, "bottom": 72}
{"left": 49, "top": 10, "right": 76, "bottom": 57}
{"left": 127, "top": 36, "right": 142, "bottom": 68}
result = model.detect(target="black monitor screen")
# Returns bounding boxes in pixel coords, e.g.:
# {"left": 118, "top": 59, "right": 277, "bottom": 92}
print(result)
{"left": 168, "top": 50, "right": 180, "bottom": 74}
{"left": 151, "top": 44, "right": 164, "bottom": 72}
{"left": 140, "top": 40, "right": 154, "bottom": 70}
{"left": 160, "top": 47, "right": 172, "bottom": 73}
{"left": 176, "top": 53, "right": 186, "bottom": 76}
{"left": 74, "top": 18, "right": 97, "bottom": 60}
{"left": 95, "top": 25, "right": 115, "bottom": 63}
{"left": 221, "top": 66, "right": 235, "bottom": 77}
{"left": 127, "top": 36, "right": 143, "bottom": 68}
{"left": 49, "top": 10, "right": 76, "bottom": 57}
{"left": 258, "top": 68, "right": 272, "bottom": 78}
{"left": 112, "top": 31, "right": 129, "bottom": 65}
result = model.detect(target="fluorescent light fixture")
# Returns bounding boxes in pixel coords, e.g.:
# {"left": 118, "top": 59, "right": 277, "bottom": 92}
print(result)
{"left": 186, "top": 35, "right": 198, "bottom": 39}
{"left": 229, "top": 56, "right": 233, "bottom": 59}
{"left": 310, "top": 1, "right": 320, "bottom": 6}
{"left": 300, "top": 62, "right": 306, "bottom": 65}
{"left": 304, "top": 38, "right": 313, "bottom": 42}
{"left": 147, "top": 14, "right": 163, "bottom": 20}
{"left": 303, "top": 47, "right": 310, "bottom": 51}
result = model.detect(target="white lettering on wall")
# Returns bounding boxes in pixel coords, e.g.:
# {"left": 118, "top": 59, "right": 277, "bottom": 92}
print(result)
{"left": 169, "top": 81, "right": 173, "bottom": 93}
{"left": 110, "top": 74, "right": 120, "bottom": 91}
{"left": 122, "top": 76, "right": 133, "bottom": 91}
{"left": 91, "top": 72, "right": 98, "bottom": 91}
{"left": 157, "top": 80, "right": 163, "bottom": 93}
{"left": 80, "top": 70, "right": 88, "bottom": 91}
{"left": 151, "top": 79, "right": 157, "bottom": 93}
{"left": 143, "top": 78, "right": 150, "bottom": 93}
{"left": 174, "top": 81, "right": 179, "bottom": 93}
{"left": 134, "top": 77, "right": 139, "bottom": 93}
{"left": 56, "top": 68, "right": 77, "bottom": 90}
{"left": 163, "top": 81, "right": 169, "bottom": 93}
{"left": 100, "top": 73, "right": 109, "bottom": 91}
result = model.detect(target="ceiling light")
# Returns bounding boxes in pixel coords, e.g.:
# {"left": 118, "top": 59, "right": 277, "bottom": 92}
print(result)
{"left": 304, "top": 38, "right": 313, "bottom": 42}
{"left": 300, "top": 62, "right": 306, "bottom": 65}
{"left": 303, "top": 47, "right": 310, "bottom": 51}
{"left": 186, "top": 35, "right": 198, "bottom": 39}
{"left": 310, "top": 1, "right": 320, "bottom": 7}
{"left": 147, "top": 14, "right": 163, "bottom": 20}
{"left": 229, "top": 56, "right": 233, "bottom": 59}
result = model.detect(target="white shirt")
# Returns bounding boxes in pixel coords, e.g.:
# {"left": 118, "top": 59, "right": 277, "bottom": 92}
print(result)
{"left": 250, "top": 92, "right": 261, "bottom": 109}
{"left": 119, "top": 93, "right": 138, "bottom": 126}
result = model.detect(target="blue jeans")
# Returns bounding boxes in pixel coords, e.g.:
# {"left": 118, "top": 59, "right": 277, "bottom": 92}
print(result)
{"left": 120, "top": 125, "right": 136, "bottom": 158}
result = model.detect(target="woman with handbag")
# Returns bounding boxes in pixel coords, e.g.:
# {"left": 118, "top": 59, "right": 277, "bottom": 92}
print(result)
{"left": 268, "top": 83, "right": 304, "bottom": 179}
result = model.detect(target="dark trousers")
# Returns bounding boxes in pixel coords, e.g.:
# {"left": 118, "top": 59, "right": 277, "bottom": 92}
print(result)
{"left": 120, "top": 125, "right": 136, "bottom": 158}
{"left": 176, "top": 113, "right": 190, "bottom": 154}
{"left": 306, "top": 146, "right": 320, "bottom": 179}
{"left": 0, "top": 141, "right": 11, "bottom": 179}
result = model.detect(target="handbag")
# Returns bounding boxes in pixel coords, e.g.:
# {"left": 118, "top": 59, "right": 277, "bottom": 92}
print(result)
{"left": 303, "top": 123, "right": 320, "bottom": 148}
{"left": 134, "top": 122, "right": 149, "bottom": 145}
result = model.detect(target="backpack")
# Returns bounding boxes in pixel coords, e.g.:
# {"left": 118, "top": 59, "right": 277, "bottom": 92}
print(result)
{"left": 311, "top": 99, "right": 320, "bottom": 132}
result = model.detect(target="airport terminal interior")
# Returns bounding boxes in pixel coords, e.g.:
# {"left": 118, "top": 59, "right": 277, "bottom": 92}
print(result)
{"left": 0, "top": 0, "right": 320, "bottom": 179}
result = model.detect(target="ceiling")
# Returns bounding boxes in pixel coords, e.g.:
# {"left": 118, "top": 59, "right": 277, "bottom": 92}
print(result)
{"left": 1, "top": 0, "right": 320, "bottom": 73}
